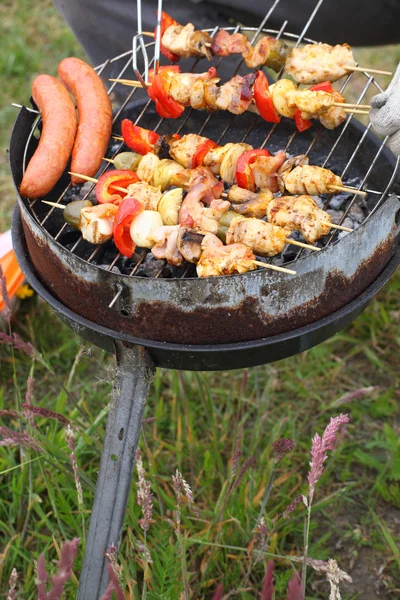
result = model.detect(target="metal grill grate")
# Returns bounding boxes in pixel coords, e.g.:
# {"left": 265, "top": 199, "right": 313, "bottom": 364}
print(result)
{"left": 19, "top": 0, "right": 400, "bottom": 309}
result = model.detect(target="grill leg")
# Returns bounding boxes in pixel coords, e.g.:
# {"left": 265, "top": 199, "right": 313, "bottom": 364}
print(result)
{"left": 77, "top": 341, "right": 155, "bottom": 600}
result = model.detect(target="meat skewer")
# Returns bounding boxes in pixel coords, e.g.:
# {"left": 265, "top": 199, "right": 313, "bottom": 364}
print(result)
{"left": 145, "top": 12, "right": 392, "bottom": 81}
{"left": 112, "top": 123, "right": 366, "bottom": 197}
{"left": 110, "top": 68, "right": 369, "bottom": 131}
{"left": 41, "top": 200, "right": 297, "bottom": 276}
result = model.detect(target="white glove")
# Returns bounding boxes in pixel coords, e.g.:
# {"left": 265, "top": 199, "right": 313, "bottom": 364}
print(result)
{"left": 370, "top": 63, "right": 400, "bottom": 155}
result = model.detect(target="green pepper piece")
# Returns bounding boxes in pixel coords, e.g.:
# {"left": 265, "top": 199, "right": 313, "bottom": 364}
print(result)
{"left": 64, "top": 199, "right": 93, "bottom": 230}
{"left": 114, "top": 152, "right": 142, "bottom": 171}
{"left": 265, "top": 40, "right": 291, "bottom": 72}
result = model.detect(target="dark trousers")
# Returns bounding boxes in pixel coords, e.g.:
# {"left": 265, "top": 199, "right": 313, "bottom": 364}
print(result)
{"left": 53, "top": 0, "right": 400, "bottom": 71}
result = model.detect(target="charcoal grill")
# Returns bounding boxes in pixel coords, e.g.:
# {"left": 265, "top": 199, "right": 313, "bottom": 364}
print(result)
{"left": 8, "top": 0, "right": 400, "bottom": 596}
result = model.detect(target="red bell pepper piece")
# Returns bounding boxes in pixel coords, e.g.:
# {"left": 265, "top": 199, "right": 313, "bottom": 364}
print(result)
{"left": 294, "top": 110, "right": 313, "bottom": 132}
{"left": 156, "top": 11, "right": 180, "bottom": 62}
{"left": 113, "top": 197, "right": 144, "bottom": 257}
{"left": 121, "top": 120, "right": 160, "bottom": 155}
{"left": 236, "top": 149, "right": 271, "bottom": 191}
{"left": 254, "top": 70, "right": 281, "bottom": 124}
{"left": 96, "top": 170, "right": 140, "bottom": 206}
{"left": 310, "top": 81, "right": 334, "bottom": 93}
{"left": 148, "top": 67, "right": 185, "bottom": 119}
{"left": 192, "top": 139, "right": 218, "bottom": 168}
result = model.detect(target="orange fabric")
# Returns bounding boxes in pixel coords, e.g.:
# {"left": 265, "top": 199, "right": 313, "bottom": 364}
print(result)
{"left": 0, "top": 250, "right": 24, "bottom": 312}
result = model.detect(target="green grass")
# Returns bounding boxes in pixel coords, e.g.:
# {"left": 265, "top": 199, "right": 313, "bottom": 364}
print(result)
{"left": 1, "top": 1, "right": 400, "bottom": 598}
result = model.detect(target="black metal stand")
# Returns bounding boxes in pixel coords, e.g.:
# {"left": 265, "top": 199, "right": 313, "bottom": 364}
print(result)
{"left": 77, "top": 342, "right": 155, "bottom": 600}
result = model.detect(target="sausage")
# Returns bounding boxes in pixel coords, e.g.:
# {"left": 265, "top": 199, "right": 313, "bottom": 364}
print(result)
{"left": 19, "top": 75, "right": 78, "bottom": 199}
{"left": 58, "top": 57, "right": 112, "bottom": 184}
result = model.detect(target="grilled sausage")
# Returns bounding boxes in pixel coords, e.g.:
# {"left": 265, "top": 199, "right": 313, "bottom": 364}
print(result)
{"left": 58, "top": 57, "right": 112, "bottom": 184}
{"left": 19, "top": 75, "right": 78, "bottom": 199}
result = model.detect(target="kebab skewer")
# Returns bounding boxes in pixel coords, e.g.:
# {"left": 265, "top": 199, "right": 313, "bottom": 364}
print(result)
{"left": 146, "top": 11, "right": 392, "bottom": 82}
{"left": 45, "top": 167, "right": 321, "bottom": 256}
{"left": 110, "top": 68, "right": 369, "bottom": 131}
{"left": 112, "top": 122, "right": 366, "bottom": 198}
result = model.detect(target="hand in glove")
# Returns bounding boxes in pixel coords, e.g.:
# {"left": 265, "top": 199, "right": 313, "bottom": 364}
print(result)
{"left": 370, "top": 63, "right": 400, "bottom": 155}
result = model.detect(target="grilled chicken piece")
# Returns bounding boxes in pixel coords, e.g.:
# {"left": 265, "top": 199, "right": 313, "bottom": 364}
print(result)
{"left": 278, "top": 154, "right": 310, "bottom": 179}
{"left": 285, "top": 43, "right": 356, "bottom": 84}
{"left": 177, "top": 226, "right": 205, "bottom": 263}
{"left": 226, "top": 217, "right": 291, "bottom": 257}
{"left": 211, "top": 30, "right": 250, "bottom": 56}
{"left": 282, "top": 165, "right": 342, "bottom": 195}
{"left": 227, "top": 185, "right": 273, "bottom": 218}
{"left": 197, "top": 233, "right": 256, "bottom": 278}
{"left": 168, "top": 70, "right": 218, "bottom": 105}
{"left": 267, "top": 195, "right": 331, "bottom": 244}
{"left": 80, "top": 203, "right": 118, "bottom": 245}
{"left": 215, "top": 73, "right": 257, "bottom": 114}
{"left": 169, "top": 134, "right": 209, "bottom": 169}
{"left": 251, "top": 150, "right": 287, "bottom": 192}
{"left": 171, "top": 166, "right": 223, "bottom": 196}
{"left": 151, "top": 225, "right": 184, "bottom": 266}
{"left": 179, "top": 183, "right": 230, "bottom": 234}
{"left": 318, "top": 91, "right": 347, "bottom": 130}
{"left": 162, "top": 23, "right": 212, "bottom": 59}
{"left": 286, "top": 90, "right": 335, "bottom": 119}
{"left": 126, "top": 181, "right": 162, "bottom": 211}
{"left": 136, "top": 153, "right": 160, "bottom": 184}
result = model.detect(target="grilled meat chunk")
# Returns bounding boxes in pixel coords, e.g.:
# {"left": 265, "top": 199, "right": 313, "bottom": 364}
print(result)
{"left": 285, "top": 43, "right": 356, "bottom": 84}
{"left": 80, "top": 203, "right": 118, "bottom": 245}
{"left": 179, "top": 182, "right": 230, "bottom": 234}
{"left": 197, "top": 233, "right": 256, "bottom": 278}
{"left": 162, "top": 23, "right": 212, "bottom": 59}
{"left": 286, "top": 90, "right": 335, "bottom": 119}
{"left": 226, "top": 217, "right": 290, "bottom": 257}
{"left": 211, "top": 30, "right": 250, "bottom": 56}
{"left": 151, "top": 225, "right": 184, "bottom": 265}
{"left": 267, "top": 195, "right": 332, "bottom": 244}
{"left": 126, "top": 181, "right": 162, "bottom": 211}
{"left": 282, "top": 165, "right": 342, "bottom": 195}
{"left": 215, "top": 74, "right": 257, "bottom": 114}
{"left": 177, "top": 226, "right": 205, "bottom": 263}
{"left": 318, "top": 91, "right": 347, "bottom": 130}
{"left": 251, "top": 150, "right": 287, "bottom": 192}
{"left": 169, "top": 134, "right": 209, "bottom": 169}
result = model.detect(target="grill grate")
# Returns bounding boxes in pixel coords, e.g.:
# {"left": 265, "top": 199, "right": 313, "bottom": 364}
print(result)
{"left": 19, "top": 0, "right": 399, "bottom": 306}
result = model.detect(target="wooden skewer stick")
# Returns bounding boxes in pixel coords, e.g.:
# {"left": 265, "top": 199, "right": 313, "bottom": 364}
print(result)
{"left": 68, "top": 172, "right": 128, "bottom": 194}
{"left": 334, "top": 103, "right": 370, "bottom": 109}
{"left": 285, "top": 239, "right": 320, "bottom": 251}
{"left": 253, "top": 261, "right": 296, "bottom": 275}
{"left": 41, "top": 201, "right": 66, "bottom": 209}
{"left": 346, "top": 65, "right": 392, "bottom": 76}
{"left": 321, "top": 220, "right": 352, "bottom": 232}
{"left": 344, "top": 109, "right": 370, "bottom": 115}
{"left": 329, "top": 185, "right": 367, "bottom": 197}
{"left": 110, "top": 78, "right": 148, "bottom": 88}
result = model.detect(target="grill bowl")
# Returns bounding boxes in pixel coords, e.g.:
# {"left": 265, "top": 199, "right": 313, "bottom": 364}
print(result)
{"left": 10, "top": 104, "right": 400, "bottom": 351}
